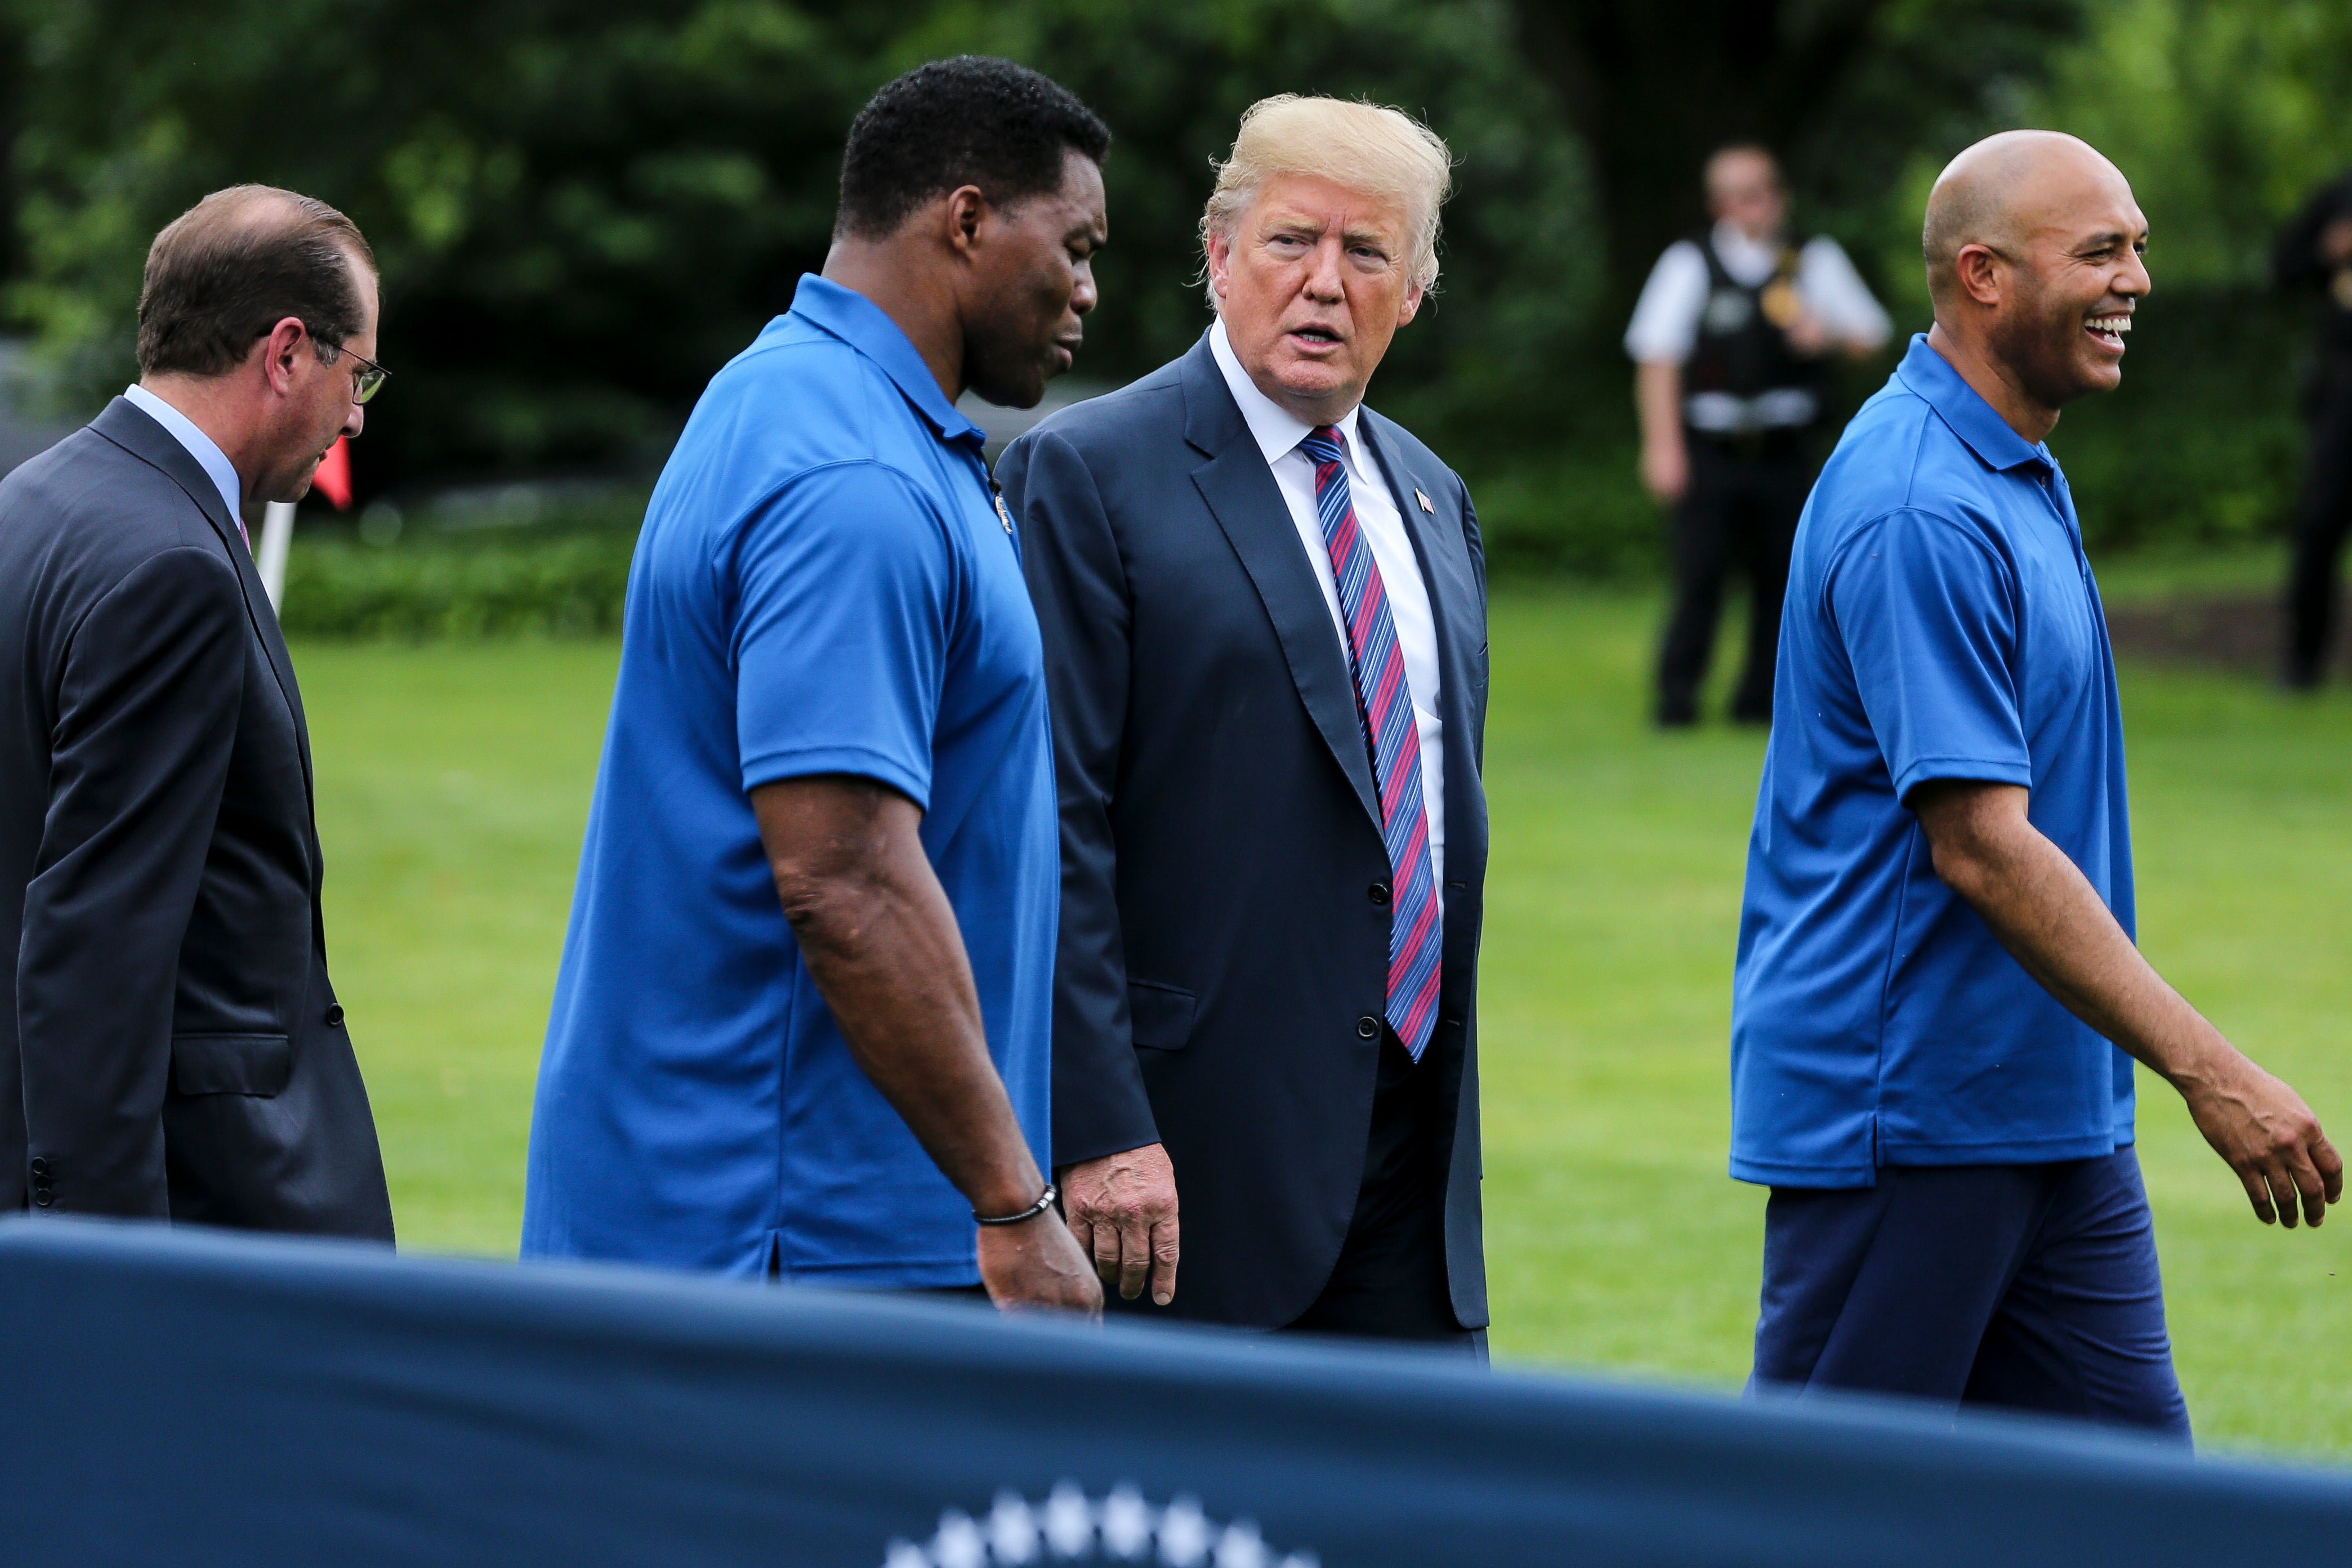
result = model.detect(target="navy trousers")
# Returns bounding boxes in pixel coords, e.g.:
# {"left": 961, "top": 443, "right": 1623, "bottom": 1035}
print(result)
{"left": 1751, "top": 1150, "right": 2189, "bottom": 1439}
{"left": 1287, "top": 1031, "right": 1484, "bottom": 1356}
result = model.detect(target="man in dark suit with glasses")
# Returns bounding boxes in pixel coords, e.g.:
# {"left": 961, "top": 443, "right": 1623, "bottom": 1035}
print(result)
{"left": 0, "top": 185, "right": 394, "bottom": 1236}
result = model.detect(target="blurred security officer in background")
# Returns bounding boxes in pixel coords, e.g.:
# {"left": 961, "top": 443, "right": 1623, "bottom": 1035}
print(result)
{"left": 2275, "top": 168, "right": 2352, "bottom": 689}
{"left": 1626, "top": 145, "right": 1889, "bottom": 727}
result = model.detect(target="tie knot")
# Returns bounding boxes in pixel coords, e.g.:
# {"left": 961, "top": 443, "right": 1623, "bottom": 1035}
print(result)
{"left": 1300, "top": 426, "right": 1345, "bottom": 466}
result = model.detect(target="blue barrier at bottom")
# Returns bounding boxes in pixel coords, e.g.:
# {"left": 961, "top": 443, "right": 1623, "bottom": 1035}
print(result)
{"left": 3, "top": 1217, "right": 2349, "bottom": 1566}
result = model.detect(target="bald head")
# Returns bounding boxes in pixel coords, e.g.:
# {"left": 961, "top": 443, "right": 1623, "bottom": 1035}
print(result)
{"left": 1923, "top": 131, "right": 2129, "bottom": 306}
{"left": 1917, "top": 129, "right": 2149, "bottom": 432}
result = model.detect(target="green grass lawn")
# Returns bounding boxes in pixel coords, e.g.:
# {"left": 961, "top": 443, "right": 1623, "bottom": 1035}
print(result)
{"left": 297, "top": 566, "right": 2352, "bottom": 1459}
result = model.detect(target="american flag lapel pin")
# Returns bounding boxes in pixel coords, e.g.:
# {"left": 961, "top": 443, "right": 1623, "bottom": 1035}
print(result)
{"left": 1414, "top": 488, "right": 1435, "bottom": 515}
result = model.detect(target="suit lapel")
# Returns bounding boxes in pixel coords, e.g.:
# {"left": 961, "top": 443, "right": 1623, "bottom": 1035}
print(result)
{"left": 90, "top": 398, "right": 316, "bottom": 808}
{"left": 1180, "top": 342, "right": 1383, "bottom": 835}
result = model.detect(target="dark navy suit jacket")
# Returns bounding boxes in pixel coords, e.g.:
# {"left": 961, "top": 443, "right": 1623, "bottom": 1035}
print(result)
{"left": 998, "top": 336, "right": 1488, "bottom": 1329}
{"left": 0, "top": 399, "right": 392, "bottom": 1236}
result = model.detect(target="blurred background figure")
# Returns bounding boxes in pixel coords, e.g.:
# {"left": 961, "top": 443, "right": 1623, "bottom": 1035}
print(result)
{"left": 2275, "top": 168, "right": 2352, "bottom": 690}
{"left": 1626, "top": 145, "right": 1890, "bottom": 727}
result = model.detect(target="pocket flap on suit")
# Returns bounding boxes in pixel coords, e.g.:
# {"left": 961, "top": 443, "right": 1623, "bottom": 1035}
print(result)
{"left": 1127, "top": 980, "right": 1196, "bottom": 1052}
{"left": 171, "top": 1034, "right": 293, "bottom": 1097}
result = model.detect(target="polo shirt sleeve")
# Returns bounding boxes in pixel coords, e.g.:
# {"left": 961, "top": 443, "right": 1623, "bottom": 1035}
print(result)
{"left": 730, "top": 460, "right": 956, "bottom": 810}
{"left": 1827, "top": 508, "right": 2033, "bottom": 802}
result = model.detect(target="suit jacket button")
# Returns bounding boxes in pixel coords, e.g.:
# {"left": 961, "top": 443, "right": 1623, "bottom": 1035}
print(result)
{"left": 1355, "top": 1016, "right": 1381, "bottom": 1039}
{"left": 1368, "top": 881, "right": 1391, "bottom": 907}
{"left": 32, "top": 1191, "right": 52, "bottom": 1208}
{"left": 28, "top": 1158, "right": 48, "bottom": 1177}
{"left": 325, "top": 1003, "right": 345, "bottom": 1027}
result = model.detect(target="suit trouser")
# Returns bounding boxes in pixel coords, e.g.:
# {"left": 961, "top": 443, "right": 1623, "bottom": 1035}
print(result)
{"left": 2286, "top": 380, "right": 2352, "bottom": 684}
{"left": 1284, "top": 1029, "right": 1482, "bottom": 1355}
{"left": 1657, "top": 431, "right": 1815, "bottom": 723}
{"left": 1749, "top": 1150, "right": 2189, "bottom": 1439}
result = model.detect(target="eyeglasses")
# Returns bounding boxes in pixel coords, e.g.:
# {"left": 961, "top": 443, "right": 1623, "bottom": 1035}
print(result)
{"left": 333, "top": 343, "right": 391, "bottom": 405}
{"left": 257, "top": 324, "right": 391, "bottom": 404}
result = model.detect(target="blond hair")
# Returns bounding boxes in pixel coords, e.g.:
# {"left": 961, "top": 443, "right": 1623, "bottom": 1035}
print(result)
{"left": 1199, "top": 95, "right": 1453, "bottom": 306}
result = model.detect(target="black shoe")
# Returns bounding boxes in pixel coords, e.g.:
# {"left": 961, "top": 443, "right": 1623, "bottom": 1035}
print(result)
{"left": 2281, "top": 664, "right": 2324, "bottom": 693}
{"left": 1730, "top": 700, "right": 1773, "bottom": 727}
{"left": 1657, "top": 698, "right": 1699, "bottom": 729}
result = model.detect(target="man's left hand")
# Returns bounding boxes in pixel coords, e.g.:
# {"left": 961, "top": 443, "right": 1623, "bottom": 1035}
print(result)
{"left": 1059, "top": 1143, "right": 1179, "bottom": 1306}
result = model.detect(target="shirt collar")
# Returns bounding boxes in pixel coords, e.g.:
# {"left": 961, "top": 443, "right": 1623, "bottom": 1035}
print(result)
{"left": 1894, "top": 333, "right": 2054, "bottom": 476}
{"left": 1208, "top": 317, "right": 1366, "bottom": 470}
{"left": 785, "top": 274, "right": 987, "bottom": 450}
{"left": 123, "top": 383, "right": 243, "bottom": 523}
{"left": 1710, "top": 220, "right": 1783, "bottom": 278}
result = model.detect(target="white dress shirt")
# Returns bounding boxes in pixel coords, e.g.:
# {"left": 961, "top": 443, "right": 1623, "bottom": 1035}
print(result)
{"left": 1622, "top": 221, "right": 1891, "bottom": 364}
{"left": 123, "top": 382, "right": 245, "bottom": 538}
{"left": 1208, "top": 318, "right": 1444, "bottom": 888}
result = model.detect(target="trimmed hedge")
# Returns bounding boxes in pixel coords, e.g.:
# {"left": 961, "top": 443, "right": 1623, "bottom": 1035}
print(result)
{"left": 278, "top": 527, "right": 638, "bottom": 640}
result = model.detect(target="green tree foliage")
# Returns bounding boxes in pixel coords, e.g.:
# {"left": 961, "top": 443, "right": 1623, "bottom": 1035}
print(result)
{"left": 2037, "top": 0, "right": 2352, "bottom": 288}
{"left": 2014, "top": 0, "right": 2352, "bottom": 550}
{"left": 5, "top": 0, "right": 2347, "bottom": 565}
{"left": 916, "top": 1, "right": 1600, "bottom": 461}
{"left": 1510, "top": 0, "right": 2084, "bottom": 309}
{"left": 6, "top": 0, "right": 932, "bottom": 486}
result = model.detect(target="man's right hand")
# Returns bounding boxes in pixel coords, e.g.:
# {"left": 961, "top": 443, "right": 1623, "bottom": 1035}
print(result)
{"left": 1059, "top": 1143, "right": 1180, "bottom": 1306}
{"left": 977, "top": 1205, "right": 1104, "bottom": 1317}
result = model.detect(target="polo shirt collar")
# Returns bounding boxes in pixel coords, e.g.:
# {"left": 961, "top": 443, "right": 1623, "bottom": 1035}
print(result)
{"left": 786, "top": 274, "right": 987, "bottom": 448}
{"left": 1894, "top": 332, "right": 2054, "bottom": 476}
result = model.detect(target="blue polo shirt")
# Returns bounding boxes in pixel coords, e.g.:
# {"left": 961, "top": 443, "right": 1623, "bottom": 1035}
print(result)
{"left": 1730, "top": 334, "right": 2136, "bottom": 1189}
{"left": 521, "top": 275, "right": 1058, "bottom": 1283}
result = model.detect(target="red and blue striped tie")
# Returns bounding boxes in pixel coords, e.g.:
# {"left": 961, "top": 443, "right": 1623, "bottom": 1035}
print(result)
{"left": 1300, "top": 425, "right": 1443, "bottom": 1062}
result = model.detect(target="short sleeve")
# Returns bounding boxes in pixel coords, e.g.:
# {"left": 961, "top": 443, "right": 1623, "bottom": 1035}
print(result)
{"left": 1623, "top": 242, "right": 1709, "bottom": 363}
{"left": 1797, "top": 236, "right": 1892, "bottom": 349}
{"left": 730, "top": 461, "right": 956, "bottom": 808}
{"left": 1827, "top": 510, "right": 2032, "bottom": 802}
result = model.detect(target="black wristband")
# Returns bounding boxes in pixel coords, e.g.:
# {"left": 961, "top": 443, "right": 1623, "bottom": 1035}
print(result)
{"left": 974, "top": 1182, "right": 1057, "bottom": 1227}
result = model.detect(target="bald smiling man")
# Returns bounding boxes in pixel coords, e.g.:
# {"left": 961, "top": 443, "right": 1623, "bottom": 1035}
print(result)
{"left": 1729, "top": 131, "right": 2341, "bottom": 1437}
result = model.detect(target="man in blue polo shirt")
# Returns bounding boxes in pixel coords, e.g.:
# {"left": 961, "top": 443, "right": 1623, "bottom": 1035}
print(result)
{"left": 522, "top": 58, "right": 1108, "bottom": 1312}
{"left": 1734, "top": 130, "right": 2341, "bottom": 1432}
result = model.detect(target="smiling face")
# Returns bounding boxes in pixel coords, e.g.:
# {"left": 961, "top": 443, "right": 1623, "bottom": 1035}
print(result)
{"left": 1207, "top": 172, "right": 1423, "bottom": 426}
{"left": 1985, "top": 154, "right": 2150, "bottom": 409}
{"left": 961, "top": 149, "right": 1107, "bottom": 409}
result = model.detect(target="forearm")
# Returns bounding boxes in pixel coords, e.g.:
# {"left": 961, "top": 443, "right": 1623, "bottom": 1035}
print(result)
{"left": 1635, "top": 361, "right": 1683, "bottom": 454}
{"left": 1913, "top": 770, "right": 2338, "bottom": 1227}
{"left": 795, "top": 881, "right": 1042, "bottom": 1216}
{"left": 757, "top": 778, "right": 1043, "bottom": 1217}
{"left": 1930, "top": 819, "right": 2225, "bottom": 1087}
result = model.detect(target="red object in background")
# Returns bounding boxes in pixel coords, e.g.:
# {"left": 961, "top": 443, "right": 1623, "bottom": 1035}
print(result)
{"left": 313, "top": 436, "right": 352, "bottom": 511}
